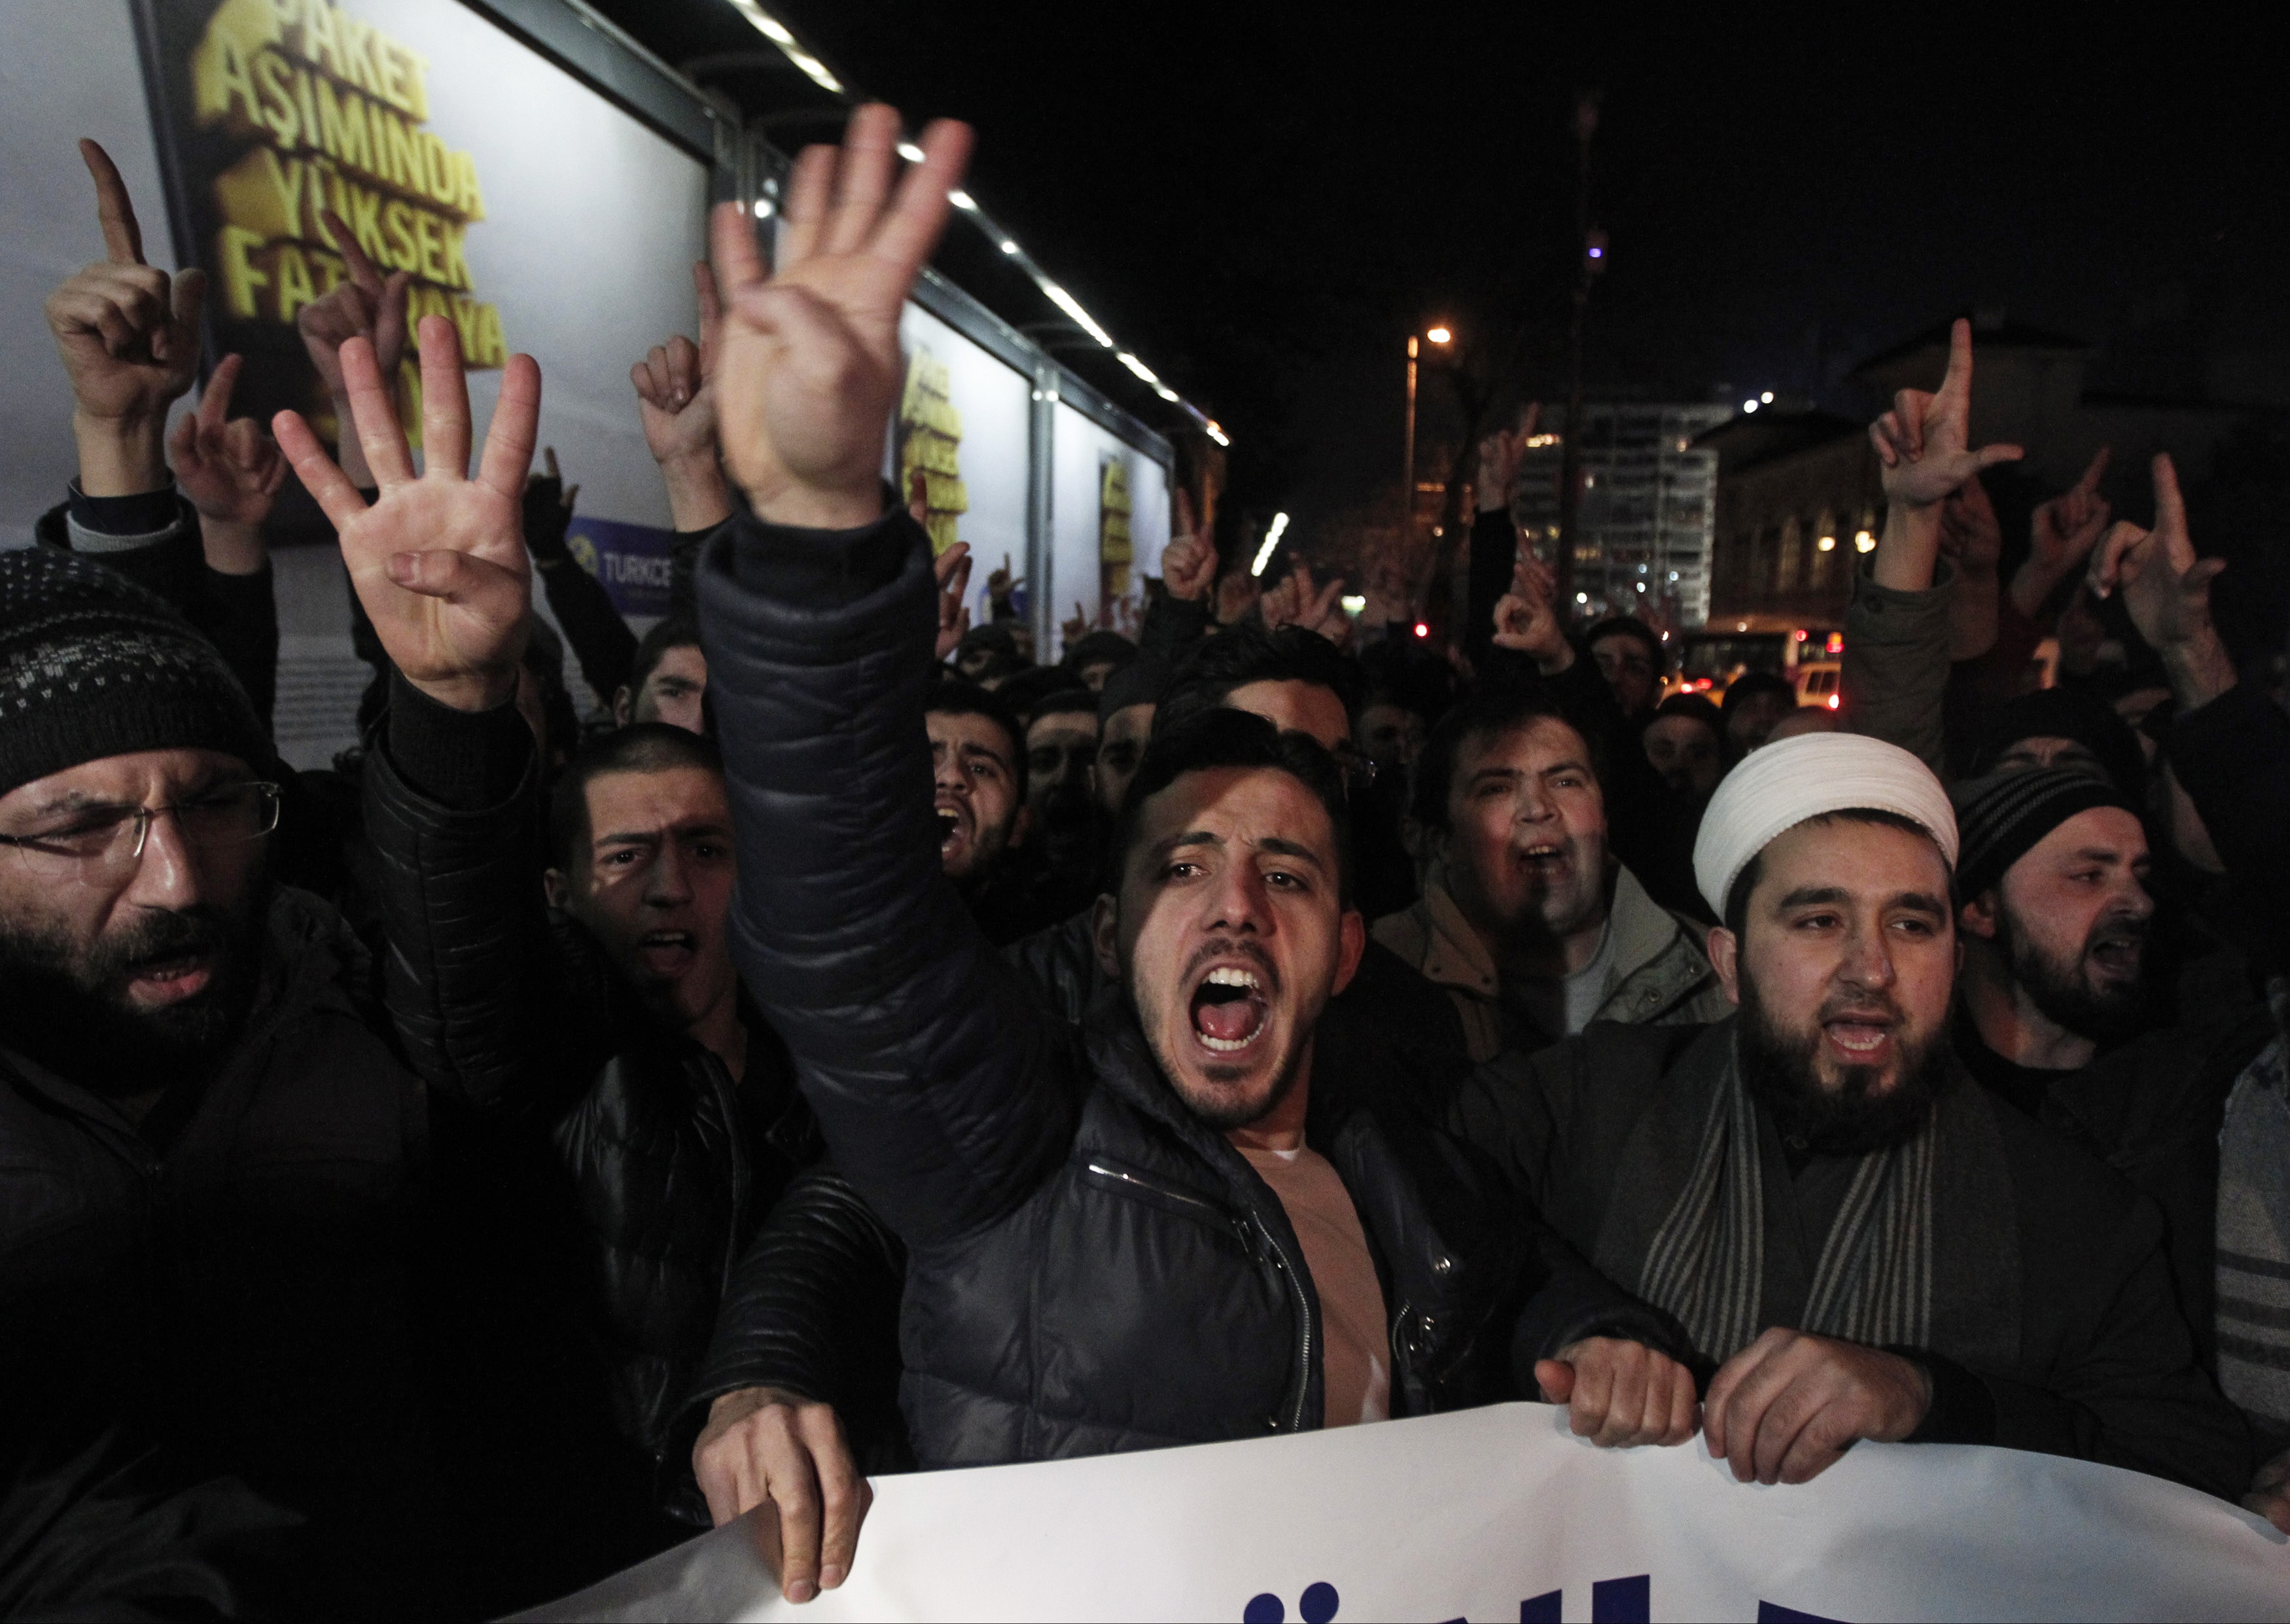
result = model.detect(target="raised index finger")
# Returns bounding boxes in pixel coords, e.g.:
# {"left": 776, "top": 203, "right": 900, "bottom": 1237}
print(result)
{"left": 79, "top": 139, "right": 144, "bottom": 264}
{"left": 2150, "top": 453, "right": 2191, "bottom": 555}
{"left": 2076, "top": 444, "right": 2112, "bottom": 495}
{"left": 323, "top": 208, "right": 383, "bottom": 294}
{"left": 1937, "top": 316, "right": 1974, "bottom": 407}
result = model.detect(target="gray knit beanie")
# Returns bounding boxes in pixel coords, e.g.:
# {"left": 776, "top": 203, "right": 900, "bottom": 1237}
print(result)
{"left": 0, "top": 547, "right": 272, "bottom": 800}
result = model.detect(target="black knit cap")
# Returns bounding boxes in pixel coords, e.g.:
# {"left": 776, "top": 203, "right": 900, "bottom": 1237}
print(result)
{"left": 0, "top": 548, "right": 272, "bottom": 800}
{"left": 1949, "top": 767, "right": 2138, "bottom": 903}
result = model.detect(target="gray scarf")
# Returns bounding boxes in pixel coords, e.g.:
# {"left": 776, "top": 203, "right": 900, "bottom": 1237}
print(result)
{"left": 1635, "top": 1036, "right": 1937, "bottom": 1365}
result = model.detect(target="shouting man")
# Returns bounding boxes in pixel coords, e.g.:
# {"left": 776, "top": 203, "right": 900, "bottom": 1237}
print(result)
{"left": 1453, "top": 731, "right": 2249, "bottom": 1496}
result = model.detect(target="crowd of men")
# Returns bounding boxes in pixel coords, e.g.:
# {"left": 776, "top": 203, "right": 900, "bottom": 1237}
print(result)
{"left": 3, "top": 111, "right": 2287, "bottom": 1619}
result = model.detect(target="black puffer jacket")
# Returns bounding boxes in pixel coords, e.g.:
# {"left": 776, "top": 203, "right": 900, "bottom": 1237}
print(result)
{"left": 361, "top": 683, "right": 819, "bottom": 1509}
{"left": 697, "top": 507, "right": 1674, "bottom": 1467}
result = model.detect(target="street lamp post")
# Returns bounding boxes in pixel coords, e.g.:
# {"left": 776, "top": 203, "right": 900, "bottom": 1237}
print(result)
{"left": 1402, "top": 325, "right": 1451, "bottom": 606}
{"left": 1554, "top": 92, "right": 1601, "bottom": 614}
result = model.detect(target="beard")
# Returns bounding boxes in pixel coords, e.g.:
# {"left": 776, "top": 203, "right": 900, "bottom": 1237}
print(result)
{"left": 1994, "top": 900, "right": 2149, "bottom": 1046}
{"left": 1135, "top": 936, "right": 1313, "bottom": 1133}
{"left": 0, "top": 896, "right": 262, "bottom": 1095}
{"left": 1736, "top": 968, "right": 1956, "bottom": 1157}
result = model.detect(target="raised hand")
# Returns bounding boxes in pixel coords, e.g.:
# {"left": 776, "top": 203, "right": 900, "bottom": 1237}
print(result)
{"left": 302, "top": 208, "right": 411, "bottom": 401}
{"left": 46, "top": 139, "right": 207, "bottom": 495}
{"left": 985, "top": 551, "right": 1023, "bottom": 611}
{"left": 1213, "top": 567, "right": 1260, "bottom": 627}
{"left": 2013, "top": 446, "right": 2112, "bottom": 618}
{"left": 708, "top": 104, "right": 972, "bottom": 529}
{"left": 521, "top": 446, "right": 579, "bottom": 564}
{"left": 631, "top": 263, "right": 733, "bottom": 533}
{"left": 273, "top": 316, "right": 541, "bottom": 712}
{"left": 1492, "top": 556, "right": 1571, "bottom": 674}
{"left": 934, "top": 541, "right": 972, "bottom": 660}
{"left": 1936, "top": 468, "right": 2001, "bottom": 573}
{"left": 1062, "top": 599, "right": 1091, "bottom": 646}
{"left": 169, "top": 353, "right": 284, "bottom": 524}
{"left": 2085, "top": 453, "right": 2234, "bottom": 705}
{"left": 1261, "top": 560, "right": 1349, "bottom": 646}
{"left": 168, "top": 353, "right": 284, "bottom": 574}
{"left": 1868, "top": 319, "right": 2022, "bottom": 506}
{"left": 1475, "top": 402, "right": 1540, "bottom": 514}
{"left": 1157, "top": 488, "right": 1219, "bottom": 603}
{"left": 300, "top": 207, "right": 411, "bottom": 489}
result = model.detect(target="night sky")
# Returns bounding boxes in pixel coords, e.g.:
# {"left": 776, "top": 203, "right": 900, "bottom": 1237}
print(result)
{"left": 590, "top": 1, "right": 2289, "bottom": 530}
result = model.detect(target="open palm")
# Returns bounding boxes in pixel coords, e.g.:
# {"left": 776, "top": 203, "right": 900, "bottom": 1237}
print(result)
{"left": 710, "top": 105, "right": 972, "bottom": 529}
{"left": 274, "top": 317, "right": 540, "bottom": 711}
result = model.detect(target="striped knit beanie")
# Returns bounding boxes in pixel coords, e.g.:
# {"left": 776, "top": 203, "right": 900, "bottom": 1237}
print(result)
{"left": 1949, "top": 768, "right": 2137, "bottom": 903}
{"left": 0, "top": 547, "right": 270, "bottom": 800}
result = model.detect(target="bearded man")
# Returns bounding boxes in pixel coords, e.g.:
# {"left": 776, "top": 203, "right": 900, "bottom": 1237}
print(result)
{"left": 1451, "top": 730, "right": 2250, "bottom": 1498}
{"left": 0, "top": 551, "right": 438, "bottom": 1611}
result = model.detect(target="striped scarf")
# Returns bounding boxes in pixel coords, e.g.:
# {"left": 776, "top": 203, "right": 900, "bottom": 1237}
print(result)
{"left": 2215, "top": 1034, "right": 2290, "bottom": 1436}
{"left": 1639, "top": 1043, "right": 1937, "bottom": 1364}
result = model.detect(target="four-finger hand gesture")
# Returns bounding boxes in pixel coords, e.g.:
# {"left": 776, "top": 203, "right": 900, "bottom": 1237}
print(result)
{"left": 709, "top": 104, "right": 973, "bottom": 530}
{"left": 169, "top": 353, "right": 285, "bottom": 531}
{"left": 1868, "top": 319, "right": 2022, "bottom": 510}
{"left": 274, "top": 317, "right": 541, "bottom": 713}
{"left": 934, "top": 542, "right": 972, "bottom": 660}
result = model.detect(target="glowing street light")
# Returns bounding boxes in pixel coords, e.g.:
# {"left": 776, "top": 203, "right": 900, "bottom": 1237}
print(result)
{"left": 1249, "top": 512, "right": 1292, "bottom": 578}
{"left": 1402, "top": 323, "right": 1455, "bottom": 606}
{"left": 1425, "top": 326, "right": 1453, "bottom": 345}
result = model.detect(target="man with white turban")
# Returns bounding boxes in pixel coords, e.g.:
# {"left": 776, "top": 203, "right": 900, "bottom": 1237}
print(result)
{"left": 1452, "top": 730, "right": 2251, "bottom": 1502}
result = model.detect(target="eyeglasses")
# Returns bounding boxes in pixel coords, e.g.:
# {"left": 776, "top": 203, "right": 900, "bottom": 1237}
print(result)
{"left": 0, "top": 782, "right": 280, "bottom": 883}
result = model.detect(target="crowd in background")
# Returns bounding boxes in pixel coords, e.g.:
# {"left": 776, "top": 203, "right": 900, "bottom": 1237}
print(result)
{"left": 4, "top": 111, "right": 2289, "bottom": 1619}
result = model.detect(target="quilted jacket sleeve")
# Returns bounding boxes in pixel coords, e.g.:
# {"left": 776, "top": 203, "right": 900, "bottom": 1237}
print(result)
{"left": 697, "top": 508, "right": 1079, "bottom": 1249}
{"left": 675, "top": 1163, "right": 911, "bottom": 1474}
{"left": 361, "top": 673, "right": 622, "bottom": 1121}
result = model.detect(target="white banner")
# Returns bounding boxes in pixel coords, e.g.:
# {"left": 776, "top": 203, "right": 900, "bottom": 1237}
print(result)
{"left": 521, "top": 1402, "right": 2290, "bottom": 1623}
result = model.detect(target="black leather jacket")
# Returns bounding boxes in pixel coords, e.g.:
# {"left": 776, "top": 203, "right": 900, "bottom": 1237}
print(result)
{"left": 361, "top": 683, "right": 819, "bottom": 1506}
{"left": 696, "top": 506, "right": 1672, "bottom": 1467}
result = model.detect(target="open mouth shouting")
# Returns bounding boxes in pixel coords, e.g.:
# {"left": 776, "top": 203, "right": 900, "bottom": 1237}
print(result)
{"left": 637, "top": 929, "right": 697, "bottom": 978}
{"left": 2085, "top": 927, "right": 2145, "bottom": 982}
{"left": 1189, "top": 962, "right": 1271, "bottom": 1055}
{"left": 1820, "top": 1004, "right": 1899, "bottom": 1067}
{"left": 1515, "top": 838, "right": 1570, "bottom": 877}
{"left": 935, "top": 798, "right": 972, "bottom": 866}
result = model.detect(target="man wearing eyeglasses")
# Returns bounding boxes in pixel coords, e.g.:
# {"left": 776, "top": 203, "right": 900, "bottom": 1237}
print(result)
{"left": 0, "top": 549, "right": 440, "bottom": 1613}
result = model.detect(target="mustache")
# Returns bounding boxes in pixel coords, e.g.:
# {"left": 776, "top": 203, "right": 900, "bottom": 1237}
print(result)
{"left": 86, "top": 908, "right": 232, "bottom": 988}
{"left": 1179, "top": 936, "right": 1280, "bottom": 998}
{"left": 2084, "top": 908, "right": 2151, "bottom": 949}
{"left": 1817, "top": 991, "right": 1905, "bottom": 1027}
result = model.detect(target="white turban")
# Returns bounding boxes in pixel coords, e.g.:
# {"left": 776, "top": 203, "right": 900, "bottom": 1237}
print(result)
{"left": 1691, "top": 732, "right": 1958, "bottom": 919}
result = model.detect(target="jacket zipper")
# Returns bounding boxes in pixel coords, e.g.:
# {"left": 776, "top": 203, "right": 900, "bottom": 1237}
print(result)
{"left": 1254, "top": 1212, "right": 1314, "bottom": 1432}
{"left": 1083, "top": 1159, "right": 1227, "bottom": 1218}
{"left": 1087, "top": 1160, "right": 1314, "bottom": 1430}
